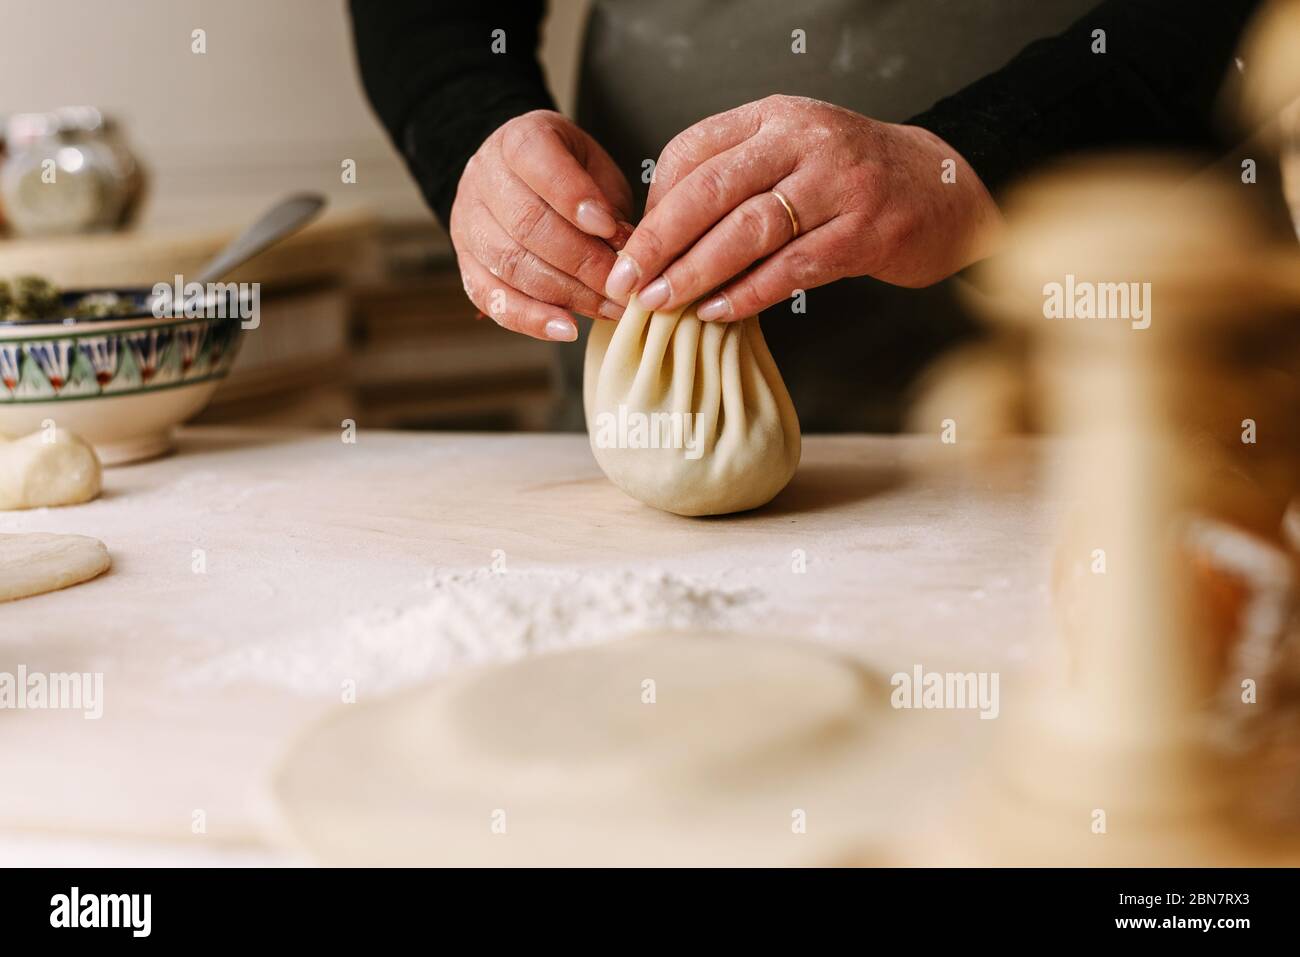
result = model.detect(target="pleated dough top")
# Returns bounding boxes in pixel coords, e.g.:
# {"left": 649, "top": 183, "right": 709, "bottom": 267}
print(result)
{"left": 584, "top": 299, "right": 800, "bottom": 516}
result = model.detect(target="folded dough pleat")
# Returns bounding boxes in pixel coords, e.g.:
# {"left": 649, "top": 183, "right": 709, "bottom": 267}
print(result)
{"left": 584, "top": 297, "right": 801, "bottom": 516}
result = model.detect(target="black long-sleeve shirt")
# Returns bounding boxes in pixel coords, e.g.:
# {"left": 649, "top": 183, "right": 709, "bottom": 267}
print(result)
{"left": 349, "top": 0, "right": 556, "bottom": 230}
{"left": 908, "top": 0, "right": 1260, "bottom": 197}
{"left": 350, "top": 0, "right": 1262, "bottom": 231}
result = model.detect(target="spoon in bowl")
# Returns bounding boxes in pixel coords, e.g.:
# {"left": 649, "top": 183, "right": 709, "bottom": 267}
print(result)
{"left": 193, "top": 192, "right": 327, "bottom": 285}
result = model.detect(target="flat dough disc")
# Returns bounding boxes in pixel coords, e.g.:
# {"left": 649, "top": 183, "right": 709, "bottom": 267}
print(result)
{"left": 273, "top": 632, "right": 904, "bottom": 866}
{"left": 0, "top": 533, "right": 111, "bottom": 602}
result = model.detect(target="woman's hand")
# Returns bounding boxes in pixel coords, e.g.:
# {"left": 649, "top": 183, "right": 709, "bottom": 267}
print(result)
{"left": 450, "top": 110, "right": 634, "bottom": 341}
{"left": 604, "top": 95, "right": 1002, "bottom": 320}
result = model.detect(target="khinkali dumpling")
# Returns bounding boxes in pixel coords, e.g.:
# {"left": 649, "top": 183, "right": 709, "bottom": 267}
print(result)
{"left": 584, "top": 297, "right": 800, "bottom": 516}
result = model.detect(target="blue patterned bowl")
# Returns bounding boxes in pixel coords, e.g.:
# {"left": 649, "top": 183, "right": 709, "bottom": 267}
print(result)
{"left": 0, "top": 287, "right": 246, "bottom": 463}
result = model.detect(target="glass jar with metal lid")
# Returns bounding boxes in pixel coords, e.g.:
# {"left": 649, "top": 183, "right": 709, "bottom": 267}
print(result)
{"left": 0, "top": 107, "right": 144, "bottom": 237}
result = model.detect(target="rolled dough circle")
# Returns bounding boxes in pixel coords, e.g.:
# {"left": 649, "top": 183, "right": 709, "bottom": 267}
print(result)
{"left": 0, "top": 533, "right": 111, "bottom": 602}
{"left": 273, "top": 632, "right": 900, "bottom": 866}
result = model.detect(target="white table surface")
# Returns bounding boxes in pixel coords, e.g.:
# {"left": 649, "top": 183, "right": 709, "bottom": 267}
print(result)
{"left": 0, "top": 428, "right": 1057, "bottom": 865}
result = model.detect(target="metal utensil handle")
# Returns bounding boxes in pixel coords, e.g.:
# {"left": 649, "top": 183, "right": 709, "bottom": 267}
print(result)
{"left": 194, "top": 193, "right": 327, "bottom": 285}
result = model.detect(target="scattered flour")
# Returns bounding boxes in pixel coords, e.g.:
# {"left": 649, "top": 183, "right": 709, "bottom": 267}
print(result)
{"left": 183, "top": 567, "right": 764, "bottom": 696}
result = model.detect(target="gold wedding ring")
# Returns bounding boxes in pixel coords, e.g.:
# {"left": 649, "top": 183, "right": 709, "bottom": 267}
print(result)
{"left": 770, "top": 188, "right": 800, "bottom": 238}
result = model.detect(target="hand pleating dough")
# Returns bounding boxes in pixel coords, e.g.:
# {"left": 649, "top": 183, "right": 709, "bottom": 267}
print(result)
{"left": 0, "top": 428, "right": 102, "bottom": 510}
{"left": 584, "top": 299, "right": 800, "bottom": 516}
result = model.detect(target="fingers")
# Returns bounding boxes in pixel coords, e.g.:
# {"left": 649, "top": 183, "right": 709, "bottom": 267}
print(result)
{"left": 607, "top": 135, "right": 794, "bottom": 304}
{"left": 448, "top": 112, "right": 639, "bottom": 340}
{"left": 474, "top": 165, "right": 622, "bottom": 309}
{"left": 694, "top": 222, "right": 852, "bottom": 322}
{"left": 645, "top": 102, "right": 762, "bottom": 211}
{"left": 455, "top": 199, "right": 623, "bottom": 320}
{"left": 458, "top": 254, "right": 580, "bottom": 343}
{"left": 501, "top": 118, "right": 625, "bottom": 239}
{"left": 631, "top": 170, "right": 833, "bottom": 313}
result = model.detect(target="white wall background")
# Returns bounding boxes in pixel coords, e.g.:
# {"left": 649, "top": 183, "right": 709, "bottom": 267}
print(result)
{"left": 0, "top": 0, "right": 591, "bottom": 226}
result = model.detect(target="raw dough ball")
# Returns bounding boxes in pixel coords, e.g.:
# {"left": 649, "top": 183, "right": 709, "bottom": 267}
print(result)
{"left": 0, "top": 429, "right": 101, "bottom": 510}
{"left": 274, "top": 632, "right": 898, "bottom": 867}
{"left": 0, "top": 533, "right": 111, "bottom": 602}
{"left": 584, "top": 299, "right": 800, "bottom": 516}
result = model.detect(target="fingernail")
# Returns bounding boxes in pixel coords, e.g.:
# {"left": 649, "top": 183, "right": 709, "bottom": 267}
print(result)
{"left": 599, "top": 299, "right": 625, "bottom": 320}
{"left": 545, "top": 317, "right": 578, "bottom": 341}
{"left": 638, "top": 277, "right": 671, "bottom": 310}
{"left": 608, "top": 221, "right": 634, "bottom": 251}
{"left": 605, "top": 253, "right": 640, "bottom": 299}
{"left": 576, "top": 200, "right": 617, "bottom": 238}
{"left": 696, "top": 295, "right": 731, "bottom": 321}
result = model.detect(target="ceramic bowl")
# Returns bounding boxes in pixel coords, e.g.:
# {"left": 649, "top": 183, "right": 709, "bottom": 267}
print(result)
{"left": 0, "top": 287, "right": 246, "bottom": 464}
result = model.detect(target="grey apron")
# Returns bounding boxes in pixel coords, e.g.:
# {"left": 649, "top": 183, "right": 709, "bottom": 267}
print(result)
{"left": 556, "top": 0, "right": 1097, "bottom": 432}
